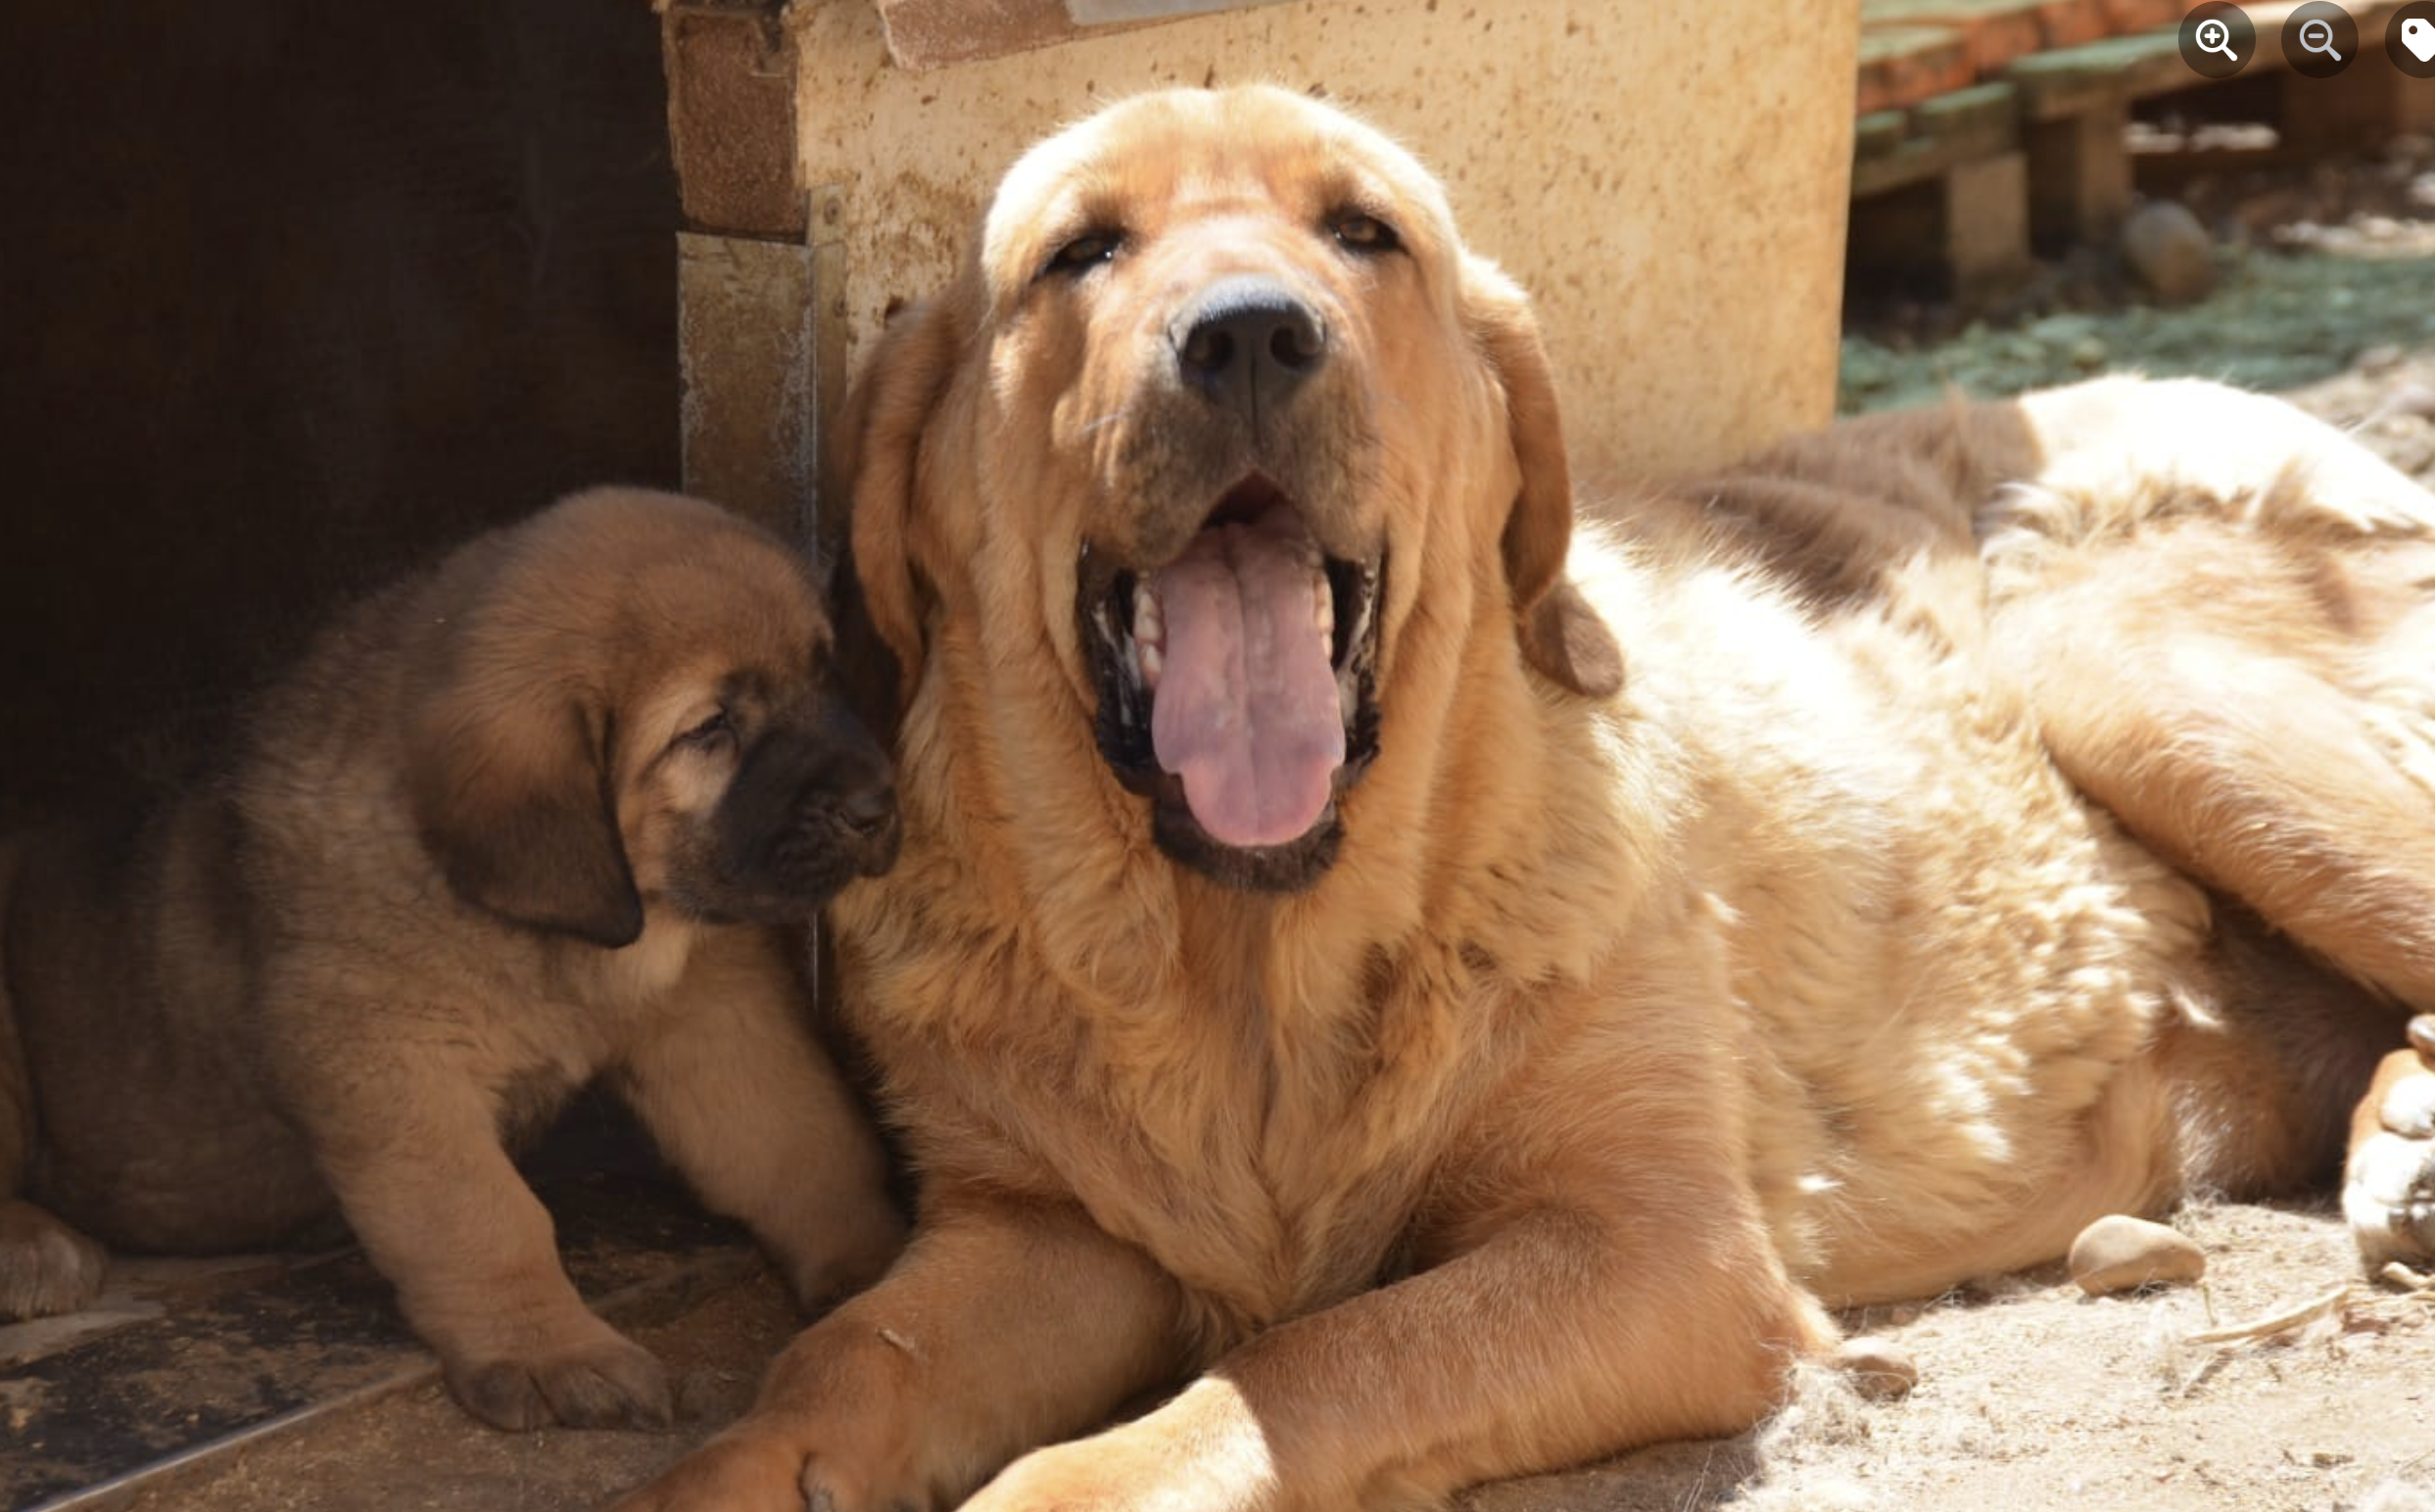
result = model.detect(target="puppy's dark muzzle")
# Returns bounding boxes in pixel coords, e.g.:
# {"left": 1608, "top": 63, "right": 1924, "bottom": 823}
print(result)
{"left": 716, "top": 701, "right": 902, "bottom": 901}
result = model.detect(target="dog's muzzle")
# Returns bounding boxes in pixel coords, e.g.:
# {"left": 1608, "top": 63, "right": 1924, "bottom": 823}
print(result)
{"left": 1078, "top": 475, "right": 1383, "bottom": 893}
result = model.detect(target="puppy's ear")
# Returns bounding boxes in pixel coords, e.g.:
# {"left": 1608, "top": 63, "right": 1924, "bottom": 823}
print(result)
{"left": 1462, "top": 255, "right": 1624, "bottom": 698}
{"left": 829, "top": 280, "right": 976, "bottom": 708}
{"left": 403, "top": 640, "right": 644, "bottom": 949}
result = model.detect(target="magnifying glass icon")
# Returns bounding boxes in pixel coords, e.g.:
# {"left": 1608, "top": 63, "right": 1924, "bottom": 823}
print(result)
{"left": 2196, "top": 17, "right": 2238, "bottom": 58}
{"left": 2300, "top": 16, "right": 2341, "bottom": 59}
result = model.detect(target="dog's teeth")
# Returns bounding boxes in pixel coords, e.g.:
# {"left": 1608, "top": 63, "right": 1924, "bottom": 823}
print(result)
{"left": 1133, "top": 583, "right": 1165, "bottom": 649}
{"left": 1314, "top": 573, "right": 1335, "bottom": 641}
{"left": 1139, "top": 639, "right": 1164, "bottom": 690}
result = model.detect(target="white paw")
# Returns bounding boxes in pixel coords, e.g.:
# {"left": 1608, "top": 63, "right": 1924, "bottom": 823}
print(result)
{"left": 2380, "top": 1069, "right": 2435, "bottom": 1139}
{"left": 2345, "top": 1074, "right": 2435, "bottom": 1269}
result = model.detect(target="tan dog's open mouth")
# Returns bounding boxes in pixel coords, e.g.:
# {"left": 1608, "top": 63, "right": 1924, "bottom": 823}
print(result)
{"left": 1079, "top": 473, "right": 1383, "bottom": 892}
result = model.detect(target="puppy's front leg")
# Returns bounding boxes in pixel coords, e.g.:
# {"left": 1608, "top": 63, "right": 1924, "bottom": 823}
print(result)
{"left": 970, "top": 1198, "right": 1834, "bottom": 1512}
{"left": 302, "top": 1075, "right": 670, "bottom": 1431}
{"left": 611, "top": 1193, "right": 1184, "bottom": 1512}
{"left": 612, "top": 936, "right": 906, "bottom": 1306}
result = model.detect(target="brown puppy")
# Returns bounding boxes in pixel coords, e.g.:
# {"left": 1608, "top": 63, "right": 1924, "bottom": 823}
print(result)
{"left": 0, "top": 488, "right": 906, "bottom": 1432}
{"left": 617, "top": 88, "right": 2435, "bottom": 1511}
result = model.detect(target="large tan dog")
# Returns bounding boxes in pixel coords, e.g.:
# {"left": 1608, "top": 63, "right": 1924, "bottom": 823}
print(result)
{"left": 0, "top": 489, "right": 905, "bottom": 1431}
{"left": 619, "top": 87, "right": 2435, "bottom": 1511}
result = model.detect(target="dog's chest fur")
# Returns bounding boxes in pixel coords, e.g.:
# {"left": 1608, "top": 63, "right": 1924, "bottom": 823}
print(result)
{"left": 850, "top": 887, "right": 1524, "bottom": 1341}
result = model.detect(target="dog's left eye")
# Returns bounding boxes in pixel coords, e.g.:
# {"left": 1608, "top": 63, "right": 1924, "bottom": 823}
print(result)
{"left": 1330, "top": 211, "right": 1402, "bottom": 255}
{"left": 1041, "top": 229, "right": 1124, "bottom": 280}
{"left": 678, "top": 710, "right": 736, "bottom": 751}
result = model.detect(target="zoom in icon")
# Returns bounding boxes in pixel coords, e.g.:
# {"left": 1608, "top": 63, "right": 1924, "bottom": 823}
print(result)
{"left": 2179, "top": 2, "right": 2256, "bottom": 76}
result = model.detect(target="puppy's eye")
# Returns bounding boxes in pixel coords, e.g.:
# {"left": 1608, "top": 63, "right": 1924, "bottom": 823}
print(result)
{"left": 1330, "top": 211, "right": 1402, "bottom": 256}
{"left": 1041, "top": 229, "right": 1124, "bottom": 280}
{"left": 678, "top": 710, "right": 735, "bottom": 751}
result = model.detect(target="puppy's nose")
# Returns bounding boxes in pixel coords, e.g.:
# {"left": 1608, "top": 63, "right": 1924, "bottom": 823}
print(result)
{"left": 835, "top": 775, "right": 896, "bottom": 841}
{"left": 1170, "top": 274, "right": 1327, "bottom": 423}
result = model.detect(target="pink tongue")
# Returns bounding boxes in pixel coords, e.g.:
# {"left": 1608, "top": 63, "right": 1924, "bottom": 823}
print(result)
{"left": 1150, "top": 504, "right": 1346, "bottom": 849}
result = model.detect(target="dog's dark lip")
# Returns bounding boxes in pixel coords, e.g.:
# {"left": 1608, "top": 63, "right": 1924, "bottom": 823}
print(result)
{"left": 1076, "top": 483, "right": 1385, "bottom": 891}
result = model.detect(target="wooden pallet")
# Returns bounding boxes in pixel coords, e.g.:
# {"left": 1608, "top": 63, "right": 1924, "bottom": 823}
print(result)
{"left": 1850, "top": 0, "right": 2431, "bottom": 302}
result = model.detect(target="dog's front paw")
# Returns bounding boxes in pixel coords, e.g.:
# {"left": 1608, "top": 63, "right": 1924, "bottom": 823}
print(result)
{"left": 963, "top": 1442, "right": 1136, "bottom": 1512}
{"left": 2346, "top": 1025, "right": 2435, "bottom": 1271}
{"left": 447, "top": 1327, "right": 673, "bottom": 1432}
{"left": 0, "top": 1199, "right": 108, "bottom": 1319}
{"left": 612, "top": 1427, "right": 890, "bottom": 1512}
{"left": 961, "top": 1398, "right": 1261, "bottom": 1512}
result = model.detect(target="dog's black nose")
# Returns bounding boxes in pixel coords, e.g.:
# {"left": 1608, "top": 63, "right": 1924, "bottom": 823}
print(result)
{"left": 1171, "top": 274, "right": 1327, "bottom": 423}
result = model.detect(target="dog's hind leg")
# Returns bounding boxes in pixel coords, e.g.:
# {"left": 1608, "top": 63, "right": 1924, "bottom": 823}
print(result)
{"left": 1992, "top": 507, "right": 2435, "bottom": 1011}
{"left": 1986, "top": 474, "right": 2435, "bottom": 1260}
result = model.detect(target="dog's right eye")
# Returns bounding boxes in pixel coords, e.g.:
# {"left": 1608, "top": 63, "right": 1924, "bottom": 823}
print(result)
{"left": 678, "top": 710, "right": 736, "bottom": 751}
{"left": 1041, "top": 229, "right": 1124, "bottom": 280}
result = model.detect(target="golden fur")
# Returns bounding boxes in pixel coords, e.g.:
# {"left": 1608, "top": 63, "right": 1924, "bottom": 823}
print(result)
{"left": 0, "top": 489, "right": 906, "bottom": 1431}
{"left": 619, "top": 88, "right": 2435, "bottom": 1511}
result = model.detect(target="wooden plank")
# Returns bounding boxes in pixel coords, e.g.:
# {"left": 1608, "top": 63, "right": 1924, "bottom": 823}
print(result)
{"left": 1944, "top": 149, "right": 2035, "bottom": 303}
{"left": 2281, "top": 62, "right": 2435, "bottom": 151}
{"left": 2005, "top": 31, "right": 2184, "bottom": 118}
{"left": 1846, "top": 148, "right": 2030, "bottom": 306}
{"left": 2027, "top": 96, "right": 2133, "bottom": 242}
{"left": 1864, "top": 0, "right": 2050, "bottom": 72}
{"left": 1858, "top": 25, "right": 1977, "bottom": 113}
{"left": 1853, "top": 109, "right": 1914, "bottom": 163}
{"left": 2093, "top": 0, "right": 2179, "bottom": 28}
{"left": 1852, "top": 91, "right": 2023, "bottom": 195}
{"left": 1864, "top": 0, "right": 2113, "bottom": 71}
{"left": 1915, "top": 78, "right": 2022, "bottom": 134}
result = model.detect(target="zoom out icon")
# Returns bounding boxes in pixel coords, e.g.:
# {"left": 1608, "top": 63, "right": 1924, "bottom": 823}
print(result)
{"left": 2279, "top": 1, "right": 2357, "bottom": 75}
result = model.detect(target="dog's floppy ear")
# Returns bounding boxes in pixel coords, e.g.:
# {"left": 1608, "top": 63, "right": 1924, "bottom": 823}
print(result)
{"left": 403, "top": 629, "right": 644, "bottom": 949}
{"left": 830, "top": 280, "right": 976, "bottom": 707}
{"left": 1462, "top": 255, "right": 1624, "bottom": 698}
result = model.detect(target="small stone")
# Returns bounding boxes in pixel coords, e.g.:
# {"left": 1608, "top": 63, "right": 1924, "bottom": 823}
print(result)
{"left": 2069, "top": 1214, "right": 2208, "bottom": 1296}
{"left": 2357, "top": 344, "right": 2406, "bottom": 376}
{"left": 2120, "top": 199, "right": 2217, "bottom": 305}
{"left": 1834, "top": 1336, "right": 1919, "bottom": 1400}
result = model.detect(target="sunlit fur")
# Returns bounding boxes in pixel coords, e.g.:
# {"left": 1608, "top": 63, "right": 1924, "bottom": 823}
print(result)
{"left": 618, "top": 89, "right": 2435, "bottom": 1512}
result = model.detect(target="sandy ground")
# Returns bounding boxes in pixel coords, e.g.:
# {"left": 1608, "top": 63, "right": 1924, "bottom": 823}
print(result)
{"left": 111, "top": 1202, "right": 2435, "bottom": 1512}
{"left": 1483, "top": 1206, "right": 2435, "bottom": 1512}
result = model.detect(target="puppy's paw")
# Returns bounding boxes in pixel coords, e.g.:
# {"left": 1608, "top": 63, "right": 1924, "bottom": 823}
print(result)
{"left": 446, "top": 1329, "right": 673, "bottom": 1432}
{"left": 2345, "top": 1051, "right": 2435, "bottom": 1270}
{"left": 0, "top": 1199, "right": 108, "bottom": 1319}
